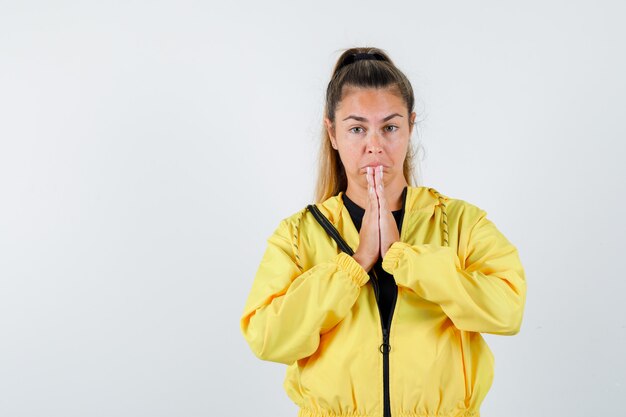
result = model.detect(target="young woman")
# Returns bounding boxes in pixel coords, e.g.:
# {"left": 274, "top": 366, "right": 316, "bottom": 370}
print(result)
{"left": 240, "top": 47, "right": 527, "bottom": 417}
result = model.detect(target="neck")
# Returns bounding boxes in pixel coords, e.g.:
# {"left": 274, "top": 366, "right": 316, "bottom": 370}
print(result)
{"left": 345, "top": 177, "right": 408, "bottom": 211}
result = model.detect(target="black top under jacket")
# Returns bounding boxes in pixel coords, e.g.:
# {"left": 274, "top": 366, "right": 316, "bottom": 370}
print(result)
{"left": 341, "top": 186, "right": 408, "bottom": 329}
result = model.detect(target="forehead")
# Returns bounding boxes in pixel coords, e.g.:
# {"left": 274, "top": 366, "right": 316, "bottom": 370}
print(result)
{"left": 336, "top": 87, "right": 406, "bottom": 119}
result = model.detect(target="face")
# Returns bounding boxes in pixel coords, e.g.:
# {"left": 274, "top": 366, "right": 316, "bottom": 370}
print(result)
{"left": 324, "top": 87, "right": 416, "bottom": 191}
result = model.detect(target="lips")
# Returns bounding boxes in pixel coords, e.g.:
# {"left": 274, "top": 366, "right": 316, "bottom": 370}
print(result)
{"left": 363, "top": 163, "right": 385, "bottom": 168}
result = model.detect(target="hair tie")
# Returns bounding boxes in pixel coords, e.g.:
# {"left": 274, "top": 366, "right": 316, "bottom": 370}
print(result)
{"left": 354, "top": 52, "right": 384, "bottom": 62}
{"left": 341, "top": 52, "right": 385, "bottom": 68}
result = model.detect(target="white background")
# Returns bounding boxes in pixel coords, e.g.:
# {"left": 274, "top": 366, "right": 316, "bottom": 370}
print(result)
{"left": 1, "top": 1, "right": 625, "bottom": 416}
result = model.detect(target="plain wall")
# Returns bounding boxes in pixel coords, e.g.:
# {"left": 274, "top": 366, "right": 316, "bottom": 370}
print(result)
{"left": 1, "top": 1, "right": 624, "bottom": 416}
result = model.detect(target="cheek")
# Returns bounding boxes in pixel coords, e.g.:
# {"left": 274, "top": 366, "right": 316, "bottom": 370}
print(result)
{"left": 349, "top": 149, "right": 364, "bottom": 165}
{"left": 337, "top": 142, "right": 356, "bottom": 156}
{"left": 391, "top": 137, "right": 410, "bottom": 153}
{"left": 337, "top": 147, "right": 362, "bottom": 169}
{"left": 386, "top": 143, "right": 409, "bottom": 166}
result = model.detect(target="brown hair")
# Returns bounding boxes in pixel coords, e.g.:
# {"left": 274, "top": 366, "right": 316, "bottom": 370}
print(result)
{"left": 313, "top": 47, "right": 423, "bottom": 203}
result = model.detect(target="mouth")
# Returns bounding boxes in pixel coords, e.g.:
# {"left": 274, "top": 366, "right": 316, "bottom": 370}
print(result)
{"left": 361, "top": 164, "right": 386, "bottom": 172}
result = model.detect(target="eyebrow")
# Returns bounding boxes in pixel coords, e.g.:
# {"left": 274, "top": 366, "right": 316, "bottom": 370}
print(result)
{"left": 342, "top": 113, "right": 404, "bottom": 122}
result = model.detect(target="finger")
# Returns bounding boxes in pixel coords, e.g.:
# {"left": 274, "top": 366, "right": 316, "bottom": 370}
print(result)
{"left": 368, "top": 169, "right": 380, "bottom": 219}
{"left": 368, "top": 168, "right": 378, "bottom": 212}
{"left": 372, "top": 165, "right": 379, "bottom": 196}
{"left": 375, "top": 165, "right": 388, "bottom": 210}
{"left": 366, "top": 167, "right": 374, "bottom": 200}
{"left": 374, "top": 165, "right": 383, "bottom": 191}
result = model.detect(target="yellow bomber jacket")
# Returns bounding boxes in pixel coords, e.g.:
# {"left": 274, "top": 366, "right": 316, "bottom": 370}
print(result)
{"left": 240, "top": 186, "right": 527, "bottom": 417}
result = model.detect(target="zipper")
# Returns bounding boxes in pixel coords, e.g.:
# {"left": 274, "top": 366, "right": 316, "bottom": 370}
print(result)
{"left": 350, "top": 186, "right": 408, "bottom": 417}
{"left": 370, "top": 267, "right": 380, "bottom": 303}
{"left": 371, "top": 267, "right": 398, "bottom": 417}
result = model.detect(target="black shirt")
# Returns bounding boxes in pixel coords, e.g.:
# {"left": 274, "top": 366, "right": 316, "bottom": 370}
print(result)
{"left": 342, "top": 187, "right": 407, "bottom": 329}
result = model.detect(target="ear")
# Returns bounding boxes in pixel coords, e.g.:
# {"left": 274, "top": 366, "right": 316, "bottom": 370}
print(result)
{"left": 409, "top": 112, "right": 417, "bottom": 135}
{"left": 324, "top": 117, "right": 338, "bottom": 150}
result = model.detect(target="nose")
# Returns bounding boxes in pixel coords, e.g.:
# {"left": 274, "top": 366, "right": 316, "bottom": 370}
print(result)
{"left": 366, "top": 132, "right": 383, "bottom": 153}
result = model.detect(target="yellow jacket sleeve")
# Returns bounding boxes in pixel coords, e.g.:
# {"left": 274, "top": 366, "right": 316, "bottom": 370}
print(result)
{"left": 382, "top": 209, "right": 526, "bottom": 335}
{"left": 240, "top": 219, "right": 370, "bottom": 365}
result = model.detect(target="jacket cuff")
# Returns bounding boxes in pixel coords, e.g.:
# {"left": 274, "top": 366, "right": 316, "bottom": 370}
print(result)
{"left": 334, "top": 252, "right": 370, "bottom": 287}
{"left": 382, "top": 241, "right": 413, "bottom": 274}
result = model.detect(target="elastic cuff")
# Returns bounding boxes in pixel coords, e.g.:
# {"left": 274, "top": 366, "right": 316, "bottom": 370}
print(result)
{"left": 334, "top": 252, "right": 370, "bottom": 287}
{"left": 382, "top": 241, "right": 413, "bottom": 274}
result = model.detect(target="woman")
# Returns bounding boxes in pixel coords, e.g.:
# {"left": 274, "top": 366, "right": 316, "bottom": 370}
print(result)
{"left": 240, "top": 47, "right": 527, "bottom": 417}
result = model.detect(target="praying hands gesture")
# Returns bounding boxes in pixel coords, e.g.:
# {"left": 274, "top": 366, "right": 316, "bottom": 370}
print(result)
{"left": 352, "top": 165, "right": 400, "bottom": 273}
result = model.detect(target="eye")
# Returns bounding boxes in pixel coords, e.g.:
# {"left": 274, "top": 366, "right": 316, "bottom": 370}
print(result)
{"left": 384, "top": 125, "right": 399, "bottom": 133}
{"left": 349, "top": 126, "right": 365, "bottom": 134}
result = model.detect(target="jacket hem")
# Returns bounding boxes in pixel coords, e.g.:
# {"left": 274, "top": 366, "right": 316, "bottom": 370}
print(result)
{"left": 298, "top": 409, "right": 369, "bottom": 417}
{"left": 298, "top": 408, "right": 479, "bottom": 417}
{"left": 397, "top": 412, "right": 479, "bottom": 417}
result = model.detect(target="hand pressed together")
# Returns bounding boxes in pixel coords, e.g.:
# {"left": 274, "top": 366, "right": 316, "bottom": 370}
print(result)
{"left": 352, "top": 165, "right": 400, "bottom": 272}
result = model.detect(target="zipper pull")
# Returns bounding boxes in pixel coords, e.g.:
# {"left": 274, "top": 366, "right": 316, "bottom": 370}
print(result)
{"left": 380, "top": 328, "right": 391, "bottom": 354}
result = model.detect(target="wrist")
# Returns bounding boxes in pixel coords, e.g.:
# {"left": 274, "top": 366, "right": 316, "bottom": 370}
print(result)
{"left": 353, "top": 252, "right": 374, "bottom": 273}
